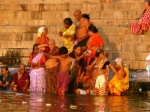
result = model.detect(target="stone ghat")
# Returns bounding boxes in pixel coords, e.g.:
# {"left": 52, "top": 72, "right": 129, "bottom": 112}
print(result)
{"left": 122, "top": 70, "right": 150, "bottom": 96}
{"left": 0, "top": 0, "right": 148, "bottom": 69}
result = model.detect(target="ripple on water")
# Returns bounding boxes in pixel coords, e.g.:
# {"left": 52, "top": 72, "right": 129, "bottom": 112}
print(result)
{"left": 0, "top": 91, "right": 150, "bottom": 111}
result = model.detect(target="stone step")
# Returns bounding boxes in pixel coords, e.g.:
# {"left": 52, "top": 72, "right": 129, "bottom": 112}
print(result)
{"left": 1, "top": 0, "right": 143, "bottom": 4}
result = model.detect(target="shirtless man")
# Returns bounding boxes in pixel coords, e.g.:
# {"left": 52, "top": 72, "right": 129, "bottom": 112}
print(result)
{"left": 74, "top": 10, "right": 90, "bottom": 52}
{"left": 49, "top": 46, "right": 75, "bottom": 95}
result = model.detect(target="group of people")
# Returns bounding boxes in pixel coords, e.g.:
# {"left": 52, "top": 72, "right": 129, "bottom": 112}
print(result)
{"left": 0, "top": 9, "right": 130, "bottom": 96}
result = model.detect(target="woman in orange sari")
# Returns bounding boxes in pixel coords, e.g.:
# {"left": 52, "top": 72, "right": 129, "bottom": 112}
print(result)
{"left": 36, "top": 26, "right": 50, "bottom": 53}
{"left": 109, "top": 58, "right": 129, "bottom": 96}
{"left": 86, "top": 25, "right": 104, "bottom": 64}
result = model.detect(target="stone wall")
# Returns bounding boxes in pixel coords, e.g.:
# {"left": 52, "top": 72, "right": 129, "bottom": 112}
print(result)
{"left": 0, "top": 0, "right": 148, "bottom": 69}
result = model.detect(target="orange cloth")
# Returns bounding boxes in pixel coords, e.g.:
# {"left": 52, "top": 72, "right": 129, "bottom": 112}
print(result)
{"left": 35, "top": 36, "right": 50, "bottom": 53}
{"left": 28, "top": 53, "right": 46, "bottom": 67}
{"left": 86, "top": 33, "right": 104, "bottom": 63}
{"left": 109, "top": 67, "right": 129, "bottom": 95}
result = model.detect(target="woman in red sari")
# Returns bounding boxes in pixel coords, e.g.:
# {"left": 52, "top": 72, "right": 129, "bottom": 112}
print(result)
{"left": 86, "top": 25, "right": 104, "bottom": 64}
{"left": 36, "top": 26, "right": 50, "bottom": 53}
{"left": 130, "top": 0, "right": 150, "bottom": 34}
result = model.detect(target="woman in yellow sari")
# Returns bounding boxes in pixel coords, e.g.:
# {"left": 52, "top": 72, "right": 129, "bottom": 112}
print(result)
{"left": 109, "top": 58, "right": 129, "bottom": 96}
{"left": 59, "top": 18, "right": 75, "bottom": 53}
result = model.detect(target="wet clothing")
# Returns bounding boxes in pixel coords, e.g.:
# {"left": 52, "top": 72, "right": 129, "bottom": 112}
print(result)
{"left": 46, "top": 66, "right": 59, "bottom": 93}
{"left": 29, "top": 52, "right": 46, "bottom": 93}
{"left": 109, "top": 67, "right": 129, "bottom": 95}
{"left": 0, "top": 73, "right": 12, "bottom": 90}
{"left": 12, "top": 72, "right": 29, "bottom": 91}
{"left": 57, "top": 72, "right": 69, "bottom": 91}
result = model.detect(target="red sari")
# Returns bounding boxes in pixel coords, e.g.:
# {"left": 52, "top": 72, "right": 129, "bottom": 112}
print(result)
{"left": 130, "top": 8, "right": 150, "bottom": 34}
{"left": 86, "top": 33, "right": 104, "bottom": 63}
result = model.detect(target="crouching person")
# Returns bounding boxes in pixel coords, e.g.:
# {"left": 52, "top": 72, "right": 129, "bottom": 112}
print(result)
{"left": 76, "top": 68, "right": 92, "bottom": 95}
{"left": 109, "top": 58, "right": 129, "bottom": 96}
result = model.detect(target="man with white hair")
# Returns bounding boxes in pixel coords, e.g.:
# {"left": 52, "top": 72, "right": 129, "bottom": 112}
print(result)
{"left": 36, "top": 26, "right": 50, "bottom": 53}
{"left": 109, "top": 58, "right": 129, "bottom": 95}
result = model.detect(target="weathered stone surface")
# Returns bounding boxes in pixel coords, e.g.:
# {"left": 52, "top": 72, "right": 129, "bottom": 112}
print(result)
{"left": 0, "top": 1, "right": 148, "bottom": 69}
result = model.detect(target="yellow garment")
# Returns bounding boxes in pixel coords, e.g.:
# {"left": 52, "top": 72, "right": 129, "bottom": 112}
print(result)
{"left": 109, "top": 67, "right": 129, "bottom": 95}
{"left": 61, "top": 25, "right": 75, "bottom": 53}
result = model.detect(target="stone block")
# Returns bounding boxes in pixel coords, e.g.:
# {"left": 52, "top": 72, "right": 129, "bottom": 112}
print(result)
{"left": 122, "top": 43, "right": 136, "bottom": 52}
{"left": 28, "top": 20, "right": 45, "bottom": 26}
{"left": 136, "top": 43, "right": 150, "bottom": 52}
{"left": 27, "top": 4, "right": 39, "bottom": 11}
{"left": 13, "top": 11, "right": 32, "bottom": 19}
{"left": 129, "top": 61, "right": 140, "bottom": 70}
{"left": 0, "top": 4, "right": 4, "bottom": 10}
{"left": 69, "top": 3, "right": 83, "bottom": 11}
{"left": 142, "top": 35, "right": 150, "bottom": 43}
{"left": 0, "top": 12, "right": 14, "bottom": 19}
{"left": 135, "top": 53, "right": 148, "bottom": 61}
{"left": 7, "top": 20, "right": 28, "bottom": 26}
{"left": 42, "top": 11, "right": 69, "bottom": 19}
{"left": 31, "top": 11, "right": 42, "bottom": 19}
{"left": 82, "top": 3, "right": 102, "bottom": 11}
{"left": 45, "top": 20, "right": 62, "bottom": 26}
{"left": 118, "top": 52, "right": 135, "bottom": 61}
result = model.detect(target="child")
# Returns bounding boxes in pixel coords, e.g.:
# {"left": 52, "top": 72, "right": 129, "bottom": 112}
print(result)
{"left": 49, "top": 46, "right": 75, "bottom": 95}
{"left": 76, "top": 68, "right": 92, "bottom": 95}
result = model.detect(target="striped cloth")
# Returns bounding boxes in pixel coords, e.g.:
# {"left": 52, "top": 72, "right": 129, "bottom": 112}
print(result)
{"left": 130, "top": 8, "right": 150, "bottom": 34}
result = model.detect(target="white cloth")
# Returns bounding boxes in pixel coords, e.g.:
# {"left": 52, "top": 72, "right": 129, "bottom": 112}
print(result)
{"left": 38, "top": 27, "right": 45, "bottom": 37}
{"left": 95, "top": 75, "right": 105, "bottom": 88}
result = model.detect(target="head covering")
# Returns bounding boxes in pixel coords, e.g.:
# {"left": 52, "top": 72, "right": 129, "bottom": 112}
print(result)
{"left": 37, "top": 26, "right": 46, "bottom": 37}
{"left": 114, "top": 58, "right": 122, "bottom": 63}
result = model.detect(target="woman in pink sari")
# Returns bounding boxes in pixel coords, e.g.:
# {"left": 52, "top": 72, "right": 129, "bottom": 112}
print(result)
{"left": 28, "top": 44, "right": 46, "bottom": 92}
{"left": 130, "top": 0, "right": 150, "bottom": 34}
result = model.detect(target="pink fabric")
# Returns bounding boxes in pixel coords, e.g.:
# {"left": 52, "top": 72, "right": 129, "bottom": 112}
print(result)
{"left": 130, "top": 8, "right": 150, "bottom": 34}
{"left": 29, "top": 68, "right": 46, "bottom": 93}
{"left": 57, "top": 72, "right": 69, "bottom": 91}
{"left": 29, "top": 53, "right": 46, "bottom": 93}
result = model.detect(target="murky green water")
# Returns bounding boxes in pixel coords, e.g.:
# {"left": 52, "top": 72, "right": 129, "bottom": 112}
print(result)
{"left": 0, "top": 91, "right": 150, "bottom": 112}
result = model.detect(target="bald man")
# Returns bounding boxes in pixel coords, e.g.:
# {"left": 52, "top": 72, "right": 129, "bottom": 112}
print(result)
{"left": 74, "top": 10, "right": 90, "bottom": 52}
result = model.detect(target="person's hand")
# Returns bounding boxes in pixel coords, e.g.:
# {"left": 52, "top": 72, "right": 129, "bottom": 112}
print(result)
{"left": 13, "top": 85, "right": 17, "bottom": 91}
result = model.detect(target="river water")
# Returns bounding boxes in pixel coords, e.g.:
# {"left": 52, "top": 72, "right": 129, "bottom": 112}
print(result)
{"left": 0, "top": 91, "right": 150, "bottom": 112}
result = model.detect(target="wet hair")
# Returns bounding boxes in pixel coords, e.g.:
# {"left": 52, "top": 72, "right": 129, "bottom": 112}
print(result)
{"left": 73, "top": 44, "right": 80, "bottom": 50}
{"left": 1, "top": 66, "right": 9, "bottom": 71}
{"left": 18, "top": 63, "right": 25, "bottom": 68}
{"left": 82, "top": 14, "right": 90, "bottom": 20}
{"left": 95, "top": 49, "right": 104, "bottom": 57}
{"left": 64, "top": 18, "right": 73, "bottom": 26}
{"left": 145, "top": 0, "right": 150, "bottom": 6}
{"left": 32, "top": 44, "right": 39, "bottom": 53}
{"left": 59, "top": 46, "right": 68, "bottom": 55}
{"left": 88, "top": 25, "right": 98, "bottom": 33}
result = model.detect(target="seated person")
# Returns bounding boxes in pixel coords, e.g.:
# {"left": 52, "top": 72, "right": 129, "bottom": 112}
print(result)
{"left": 0, "top": 66, "right": 12, "bottom": 90}
{"left": 130, "top": 0, "right": 150, "bottom": 34}
{"left": 10, "top": 64, "right": 30, "bottom": 92}
{"left": 76, "top": 68, "right": 92, "bottom": 95}
{"left": 109, "top": 58, "right": 129, "bottom": 96}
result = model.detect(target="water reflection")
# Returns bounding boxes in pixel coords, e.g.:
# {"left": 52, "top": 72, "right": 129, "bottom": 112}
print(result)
{"left": 0, "top": 91, "right": 150, "bottom": 112}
